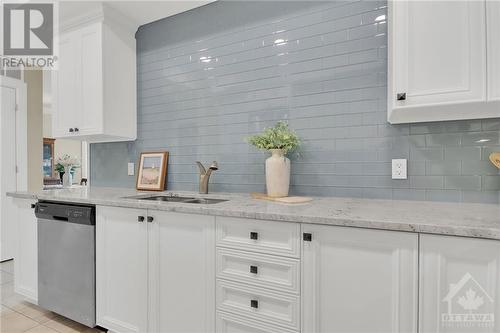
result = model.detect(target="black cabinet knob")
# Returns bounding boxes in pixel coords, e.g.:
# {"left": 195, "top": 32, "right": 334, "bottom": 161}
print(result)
{"left": 303, "top": 233, "right": 312, "bottom": 242}
{"left": 147, "top": 216, "right": 154, "bottom": 223}
{"left": 74, "top": 127, "right": 79, "bottom": 132}
{"left": 250, "top": 265, "right": 258, "bottom": 274}
{"left": 396, "top": 92, "right": 406, "bottom": 101}
{"left": 69, "top": 128, "right": 74, "bottom": 133}
{"left": 138, "top": 216, "right": 145, "bottom": 222}
{"left": 250, "top": 300, "right": 259, "bottom": 309}
{"left": 250, "top": 232, "right": 258, "bottom": 240}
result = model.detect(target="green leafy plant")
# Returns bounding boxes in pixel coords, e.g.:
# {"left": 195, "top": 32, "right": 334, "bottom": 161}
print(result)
{"left": 247, "top": 121, "right": 300, "bottom": 155}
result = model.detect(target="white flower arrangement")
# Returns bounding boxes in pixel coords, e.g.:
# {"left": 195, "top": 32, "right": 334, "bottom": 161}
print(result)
{"left": 55, "top": 154, "right": 80, "bottom": 169}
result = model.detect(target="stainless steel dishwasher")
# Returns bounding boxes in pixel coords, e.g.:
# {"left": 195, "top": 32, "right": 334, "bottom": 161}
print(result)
{"left": 35, "top": 201, "right": 96, "bottom": 327}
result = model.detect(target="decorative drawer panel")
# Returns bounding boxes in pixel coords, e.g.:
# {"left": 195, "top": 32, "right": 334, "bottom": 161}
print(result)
{"left": 216, "top": 280, "right": 300, "bottom": 331}
{"left": 216, "top": 217, "right": 300, "bottom": 258}
{"left": 216, "top": 311, "right": 297, "bottom": 333}
{"left": 216, "top": 248, "right": 300, "bottom": 294}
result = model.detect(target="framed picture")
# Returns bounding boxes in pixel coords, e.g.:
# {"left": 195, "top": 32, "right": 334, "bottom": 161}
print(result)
{"left": 136, "top": 152, "right": 169, "bottom": 191}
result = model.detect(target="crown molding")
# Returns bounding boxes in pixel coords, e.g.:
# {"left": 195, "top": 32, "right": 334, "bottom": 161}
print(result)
{"left": 60, "top": 2, "right": 137, "bottom": 35}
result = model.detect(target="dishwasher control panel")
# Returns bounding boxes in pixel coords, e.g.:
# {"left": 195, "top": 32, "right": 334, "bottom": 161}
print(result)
{"left": 35, "top": 201, "right": 95, "bottom": 225}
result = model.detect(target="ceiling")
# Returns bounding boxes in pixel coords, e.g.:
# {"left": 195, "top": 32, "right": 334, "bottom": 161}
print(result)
{"left": 59, "top": 1, "right": 215, "bottom": 28}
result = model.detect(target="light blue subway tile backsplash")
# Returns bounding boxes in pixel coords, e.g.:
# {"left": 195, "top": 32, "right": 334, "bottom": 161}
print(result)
{"left": 90, "top": 0, "right": 500, "bottom": 203}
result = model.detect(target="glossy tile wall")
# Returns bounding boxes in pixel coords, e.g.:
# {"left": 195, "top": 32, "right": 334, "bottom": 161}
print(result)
{"left": 91, "top": 0, "right": 500, "bottom": 203}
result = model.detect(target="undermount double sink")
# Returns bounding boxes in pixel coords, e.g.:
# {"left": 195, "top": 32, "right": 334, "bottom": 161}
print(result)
{"left": 125, "top": 195, "right": 228, "bottom": 205}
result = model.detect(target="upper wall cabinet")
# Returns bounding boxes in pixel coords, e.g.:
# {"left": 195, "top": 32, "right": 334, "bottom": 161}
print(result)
{"left": 487, "top": 0, "right": 500, "bottom": 101}
{"left": 388, "top": 0, "right": 500, "bottom": 124}
{"left": 52, "top": 5, "right": 137, "bottom": 142}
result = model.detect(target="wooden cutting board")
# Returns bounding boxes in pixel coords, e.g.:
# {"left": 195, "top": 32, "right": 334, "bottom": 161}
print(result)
{"left": 251, "top": 192, "right": 313, "bottom": 204}
{"left": 490, "top": 152, "right": 500, "bottom": 169}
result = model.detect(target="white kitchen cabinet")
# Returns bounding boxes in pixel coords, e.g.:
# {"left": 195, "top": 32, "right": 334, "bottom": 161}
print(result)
{"left": 487, "top": 0, "right": 500, "bottom": 101}
{"left": 419, "top": 234, "right": 500, "bottom": 333}
{"left": 388, "top": 0, "right": 500, "bottom": 123}
{"left": 96, "top": 206, "right": 148, "bottom": 333}
{"left": 96, "top": 207, "right": 216, "bottom": 333}
{"left": 52, "top": 9, "right": 136, "bottom": 142}
{"left": 302, "top": 224, "right": 418, "bottom": 333}
{"left": 147, "top": 211, "right": 215, "bottom": 333}
{"left": 13, "top": 199, "right": 38, "bottom": 303}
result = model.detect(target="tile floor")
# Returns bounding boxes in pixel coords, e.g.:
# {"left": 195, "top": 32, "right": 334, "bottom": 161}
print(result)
{"left": 0, "top": 260, "right": 104, "bottom": 333}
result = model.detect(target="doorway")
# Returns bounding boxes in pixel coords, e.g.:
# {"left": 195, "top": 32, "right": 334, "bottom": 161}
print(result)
{"left": 0, "top": 76, "right": 27, "bottom": 261}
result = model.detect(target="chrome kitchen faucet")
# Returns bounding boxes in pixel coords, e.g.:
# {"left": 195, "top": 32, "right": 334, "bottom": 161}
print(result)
{"left": 196, "top": 161, "right": 218, "bottom": 194}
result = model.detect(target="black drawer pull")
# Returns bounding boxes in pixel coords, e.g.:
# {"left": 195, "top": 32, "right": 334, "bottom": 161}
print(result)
{"left": 303, "top": 233, "right": 312, "bottom": 241}
{"left": 250, "top": 300, "right": 258, "bottom": 309}
{"left": 396, "top": 92, "right": 406, "bottom": 101}
{"left": 250, "top": 265, "right": 258, "bottom": 274}
{"left": 147, "top": 216, "right": 154, "bottom": 223}
{"left": 138, "top": 216, "right": 145, "bottom": 222}
{"left": 250, "top": 232, "right": 258, "bottom": 240}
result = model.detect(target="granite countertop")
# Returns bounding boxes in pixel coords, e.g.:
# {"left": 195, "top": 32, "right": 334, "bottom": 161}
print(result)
{"left": 7, "top": 187, "right": 500, "bottom": 240}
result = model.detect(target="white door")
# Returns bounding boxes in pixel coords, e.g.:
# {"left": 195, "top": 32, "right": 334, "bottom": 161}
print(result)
{"left": 13, "top": 199, "right": 37, "bottom": 302}
{"left": 302, "top": 224, "right": 418, "bottom": 333}
{"left": 0, "top": 80, "right": 21, "bottom": 261}
{"left": 419, "top": 234, "right": 500, "bottom": 333}
{"left": 148, "top": 210, "right": 215, "bottom": 333}
{"left": 0, "top": 77, "right": 27, "bottom": 262}
{"left": 53, "top": 31, "right": 80, "bottom": 138}
{"left": 390, "top": 1, "right": 486, "bottom": 108}
{"left": 96, "top": 206, "right": 148, "bottom": 333}
{"left": 487, "top": 0, "right": 500, "bottom": 101}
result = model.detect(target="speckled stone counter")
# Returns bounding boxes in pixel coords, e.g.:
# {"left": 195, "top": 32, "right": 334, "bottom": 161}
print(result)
{"left": 7, "top": 187, "right": 500, "bottom": 240}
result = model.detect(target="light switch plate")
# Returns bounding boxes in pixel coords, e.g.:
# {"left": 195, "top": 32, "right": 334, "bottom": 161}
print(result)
{"left": 392, "top": 159, "right": 407, "bottom": 179}
{"left": 127, "top": 163, "right": 135, "bottom": 176}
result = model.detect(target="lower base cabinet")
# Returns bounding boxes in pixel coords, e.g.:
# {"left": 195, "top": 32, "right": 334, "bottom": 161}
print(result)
{"left": 301, "top": 224, "right": 419, "bottom": 333}
{"left": 96, "top": 206, "right": 148, "bottom": 333}
{"left": 148, "top": 210, "right": 215, "bottom": 333}
{"left": 96, "top": 206, "right": 215, "bottom": 333}
{"left": 94, "top": 206, "right": 500, "bottom": 333}
{"left": 13, "top": 198, "right": 38, "bottom": 302}
{"left": 419, "top": 234, "right": 500, "bottom": 333}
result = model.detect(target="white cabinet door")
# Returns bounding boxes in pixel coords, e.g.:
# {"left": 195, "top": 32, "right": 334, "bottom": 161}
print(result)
{"left": 79, "top": 23, "right": 103, "bottom": 135}
{"left": 302, "top": 225, "right": 418, "bottom": 333}
{"left": 419, "top": 234, "right": 500, "bottom": 333}
{"left": 13, "top": 199, "right": 37, "bottom": 302}
{"left": 96, "top": 206, "right": 148, "bottom": 333}
{"left": 487, "top": 0, "right": 500, "bottom": 101}
{"left": 53, "top": 31, "right": 80, "bottom": 138}
{"left": 148, "top": 211, "right": 215, "bottom": 333}
{"left": 389, "top": 0, "right": 487, "bottom": 123}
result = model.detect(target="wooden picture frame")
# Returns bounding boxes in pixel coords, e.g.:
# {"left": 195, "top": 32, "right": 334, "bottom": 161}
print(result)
{"left": 136, "top": 152, "right": 169, "bottom": 191}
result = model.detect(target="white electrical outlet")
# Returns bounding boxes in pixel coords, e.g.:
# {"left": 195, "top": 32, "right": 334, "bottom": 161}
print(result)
{"left": 392, "top": 159, "right": 407, "bottom": 179}
{"left": 127, "top": 163, "right": 135, "bottom": 176}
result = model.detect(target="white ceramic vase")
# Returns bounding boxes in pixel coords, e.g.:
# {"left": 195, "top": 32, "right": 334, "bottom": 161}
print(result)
{"left": 62, "top": 166, "right": 73, "bottom": 188}
{"left": 265, "top": 149, "right": 290, "bottom": 198}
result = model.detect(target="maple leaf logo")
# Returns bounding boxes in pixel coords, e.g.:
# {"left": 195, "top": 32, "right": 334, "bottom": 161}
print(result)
{"left": 457, "top": 289, "right": 484, "bottom": 312}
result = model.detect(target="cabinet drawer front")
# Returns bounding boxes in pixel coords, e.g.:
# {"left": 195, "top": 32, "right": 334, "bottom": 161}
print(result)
{"left": 216, "top": 280, "right": 300, "bottom": 330}
{"left": 217, "top": 311, "right": 297, "bottom": 333}
{"left": 216, "top": 217, "right": 300, "bottom": 258}
{"left": 216, "top": 248, "right": 299, "bottom": 294}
